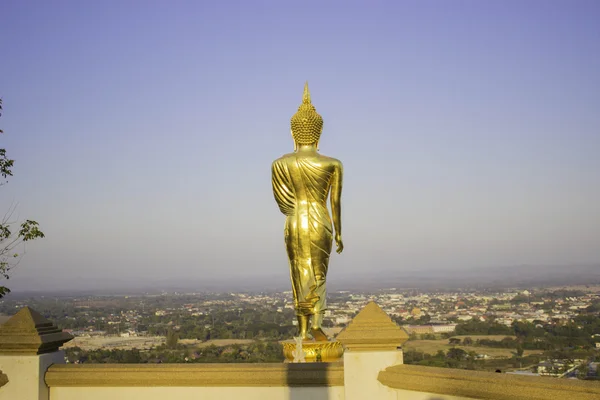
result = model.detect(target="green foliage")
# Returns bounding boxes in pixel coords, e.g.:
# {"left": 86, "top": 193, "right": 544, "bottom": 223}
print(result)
{"left": 166, "top": 329, "right": 179, "bottom": 349}
{"left": 455, "top": 320, "right": 513, "bottom": 336}
{"left": 65, "top": 341, "right": 284, "bottom": 364}
{"left": 516, "top": 343, "right": 524, "bottom": 357}
{"left": 66, "top": 347, "right": 144, "bottom": 364}
{"left": 477, "top": 337, "right": 517, "bottom": 348}
{"left": 0, "top": 98, "right": 45, "bottom": 297}
{"left": 0, "top": 148, "right": 14, "bottom": 181}
{"left": 404, "top": 347, "right": 544, "bottom": 373}
{"left": 0, "top": 100, "right": 10, "bottom": 180}
{"left": 453, "top": 316, "right": 600, "bottom": 354}
{"left": 512, "top": 321, "right": 536, "bottom": 338}
{"left": 546, "top": 289, "right": 586, "bottom": 299}
{"left": 411, "top": 314, "right": 431, "bottom": 325}
{"left": 446, "top": 347, "right": 467, "bottom": 360}
{"left": 510, "top": 294, "right": 530, "bottom": 304}
{"left": 585, "top": 300, "right": 600, "bottom": 313}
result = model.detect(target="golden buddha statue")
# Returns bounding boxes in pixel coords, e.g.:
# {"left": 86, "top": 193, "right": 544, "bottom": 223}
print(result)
{"left": 272, "top": 82, "right": 344, "bottom": 342}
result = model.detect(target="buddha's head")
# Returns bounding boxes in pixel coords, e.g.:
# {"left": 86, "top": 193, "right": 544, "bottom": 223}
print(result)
{"left": 291, "top": 82, "right": 323, "bottom": 149}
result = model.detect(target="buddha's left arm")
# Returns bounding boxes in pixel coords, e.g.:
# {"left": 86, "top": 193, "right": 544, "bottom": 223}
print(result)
{"left": 330, "top": 161, "right": 343, "bottom": 252}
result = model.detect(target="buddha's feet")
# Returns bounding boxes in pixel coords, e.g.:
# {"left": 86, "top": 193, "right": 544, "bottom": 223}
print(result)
{"left": 311, "top": 327, "right": 328, "bottom": 342}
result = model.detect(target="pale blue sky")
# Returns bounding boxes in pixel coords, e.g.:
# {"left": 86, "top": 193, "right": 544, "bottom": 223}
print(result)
{"left": 1, "top": 1, "right": 599, "bottom": 291}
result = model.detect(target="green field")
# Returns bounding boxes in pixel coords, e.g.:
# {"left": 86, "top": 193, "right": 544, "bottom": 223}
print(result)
{"left": 450, "top": 335, "right": 517, "bottom": 341}
{"left": 404, "top": 338, "right": 542, "bottom": 359}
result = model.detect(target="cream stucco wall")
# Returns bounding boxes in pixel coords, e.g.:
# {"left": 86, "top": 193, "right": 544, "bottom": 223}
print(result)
{"left": 50, "top": 385, "right": 345, "bottom": 400}
{"left": 0, "top": 351, "right": 64, "bottom": 400}
{"left": 343, "top": 350, "right": 403, "bottom": 400}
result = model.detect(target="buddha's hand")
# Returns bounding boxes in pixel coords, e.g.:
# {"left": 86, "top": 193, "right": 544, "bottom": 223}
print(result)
{"left": 335, "top": 234, "right": 344, "bottom": 254}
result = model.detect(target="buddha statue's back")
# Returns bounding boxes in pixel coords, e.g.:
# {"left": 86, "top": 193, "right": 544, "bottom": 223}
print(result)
{"left": 272, "top": 83, "right": 343, "bottom": 341}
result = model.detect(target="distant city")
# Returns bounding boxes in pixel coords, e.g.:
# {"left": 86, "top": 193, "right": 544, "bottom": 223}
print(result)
{"left": 1, "top": 278, "right": 599, "bottom": 379}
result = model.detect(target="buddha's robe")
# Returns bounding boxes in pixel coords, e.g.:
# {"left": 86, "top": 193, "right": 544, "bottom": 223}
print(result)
{"left": 272, "top": 154, "right": 334, "bottom": 316}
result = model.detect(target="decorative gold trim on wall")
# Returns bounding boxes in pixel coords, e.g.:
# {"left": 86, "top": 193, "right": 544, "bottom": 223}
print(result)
{"left": 46, "top": 362, "right": 344, "bottom": 387}
{"left": 378, "top": 364, "right": 600, "bottom": 400}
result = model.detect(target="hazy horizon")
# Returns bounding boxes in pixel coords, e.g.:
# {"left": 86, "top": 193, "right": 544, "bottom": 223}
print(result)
{"left": 1, "top": 1, "right": 599, "bottom": 293}
{"left": 6, "top": 263, "right": 600, "bottom": 295}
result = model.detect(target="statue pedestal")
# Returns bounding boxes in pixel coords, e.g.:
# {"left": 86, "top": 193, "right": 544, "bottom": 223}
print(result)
{"left": 281, "top": 339, "right": 343, "bottom": 363}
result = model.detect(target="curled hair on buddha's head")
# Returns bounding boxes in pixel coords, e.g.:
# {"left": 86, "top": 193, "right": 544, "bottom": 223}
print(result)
{"left": 290, "top": 82, "right": 323, "bottom": 146}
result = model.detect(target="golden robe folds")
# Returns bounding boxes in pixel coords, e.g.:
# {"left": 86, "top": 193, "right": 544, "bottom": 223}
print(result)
{"left": 272, "top": 155, "right": 337, "bottom": 316}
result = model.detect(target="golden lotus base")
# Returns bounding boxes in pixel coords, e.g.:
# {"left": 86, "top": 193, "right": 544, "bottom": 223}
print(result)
{"left": 281, "top": 339, "right": 344, "bottom": 363}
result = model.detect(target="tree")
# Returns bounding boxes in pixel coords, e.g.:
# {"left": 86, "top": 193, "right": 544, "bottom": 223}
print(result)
{"left": 516, "top": 344, "right": 524, "bottom": 357}
{"left": 166, "top": 328, "right": 179, "bottom": 349}
{"left": 0, "top": 98, "right": 45, "bottom": 297}
{"left": 446, "top": 348, "right": 467, "bottom": 360}
{"left": 515, "top": 343, "right": 525, "bottom": 368}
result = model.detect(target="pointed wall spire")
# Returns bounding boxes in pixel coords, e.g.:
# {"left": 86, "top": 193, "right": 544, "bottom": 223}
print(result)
{"left": 302, "top": 81, "right": 311, "bottom": 104}
{"left": 337, "top": 301, "right": 409, "bottom": 351}
{"left": 0, "top": 306, "right": 73, "bottom": 354}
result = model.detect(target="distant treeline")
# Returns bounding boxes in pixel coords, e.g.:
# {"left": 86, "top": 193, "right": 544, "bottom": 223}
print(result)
{"left": 65, "top": 341, "right": 284, "bottom": 364}
{"left": 454, "top": 315, "right": 600, "bottom": 350}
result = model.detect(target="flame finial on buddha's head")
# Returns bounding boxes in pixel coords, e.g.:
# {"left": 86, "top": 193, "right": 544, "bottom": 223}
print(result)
{"left": 290, "top": 82, "right": 323, "bottom": 146}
